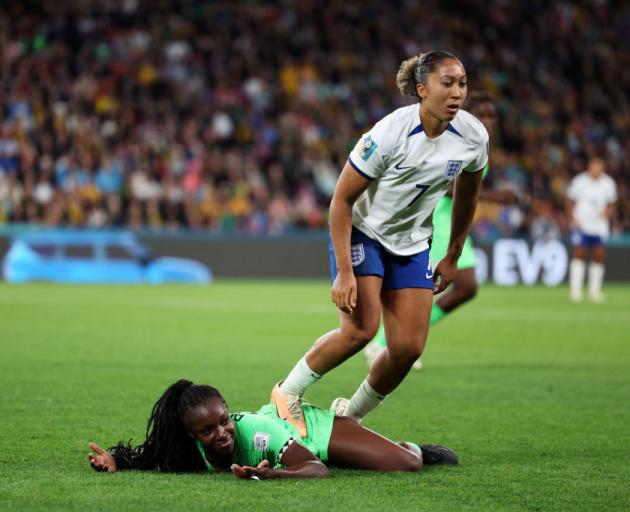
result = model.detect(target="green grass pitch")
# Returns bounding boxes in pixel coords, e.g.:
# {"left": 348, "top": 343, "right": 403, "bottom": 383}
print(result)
{"left": 1, "top": 281, "right": 629, "bottom": 511}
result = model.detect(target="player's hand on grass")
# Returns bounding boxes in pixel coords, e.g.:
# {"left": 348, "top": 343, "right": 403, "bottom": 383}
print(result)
{"left": 331, "top": 270, "right": 357, "bottom": 314}
{"left": 230, "top": 460, "right": 270, "bottom": 480}
{"left": 88, "top": 442, "right": 117, "bottom": 473}
{"left": 433, "top": 256, "right": 458, "bottom": 294}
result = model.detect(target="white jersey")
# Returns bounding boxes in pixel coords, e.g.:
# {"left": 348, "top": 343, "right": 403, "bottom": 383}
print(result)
{"left": 566, "top": 172, "right": 617, "bottom": 237}
{"left": 348, "top": 103, "right": 488, "bottom": 255}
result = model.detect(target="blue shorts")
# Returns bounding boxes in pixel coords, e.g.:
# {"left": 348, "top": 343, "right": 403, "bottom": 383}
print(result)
{"left": 571, "top": 229, "right": 604, "bottom": 247}
{"left": 329, "top": 228, "right": 434, "bottom": 290}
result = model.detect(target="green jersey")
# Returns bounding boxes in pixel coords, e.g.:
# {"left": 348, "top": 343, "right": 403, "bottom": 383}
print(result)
{"left": 196, "top": 403, "right": 335, "bottom": 471}
{"left": 434, "top": 163, "right": 489, "bottom": 215}
{"left": 430, "top": 163, "right": 489, "bottom": 269}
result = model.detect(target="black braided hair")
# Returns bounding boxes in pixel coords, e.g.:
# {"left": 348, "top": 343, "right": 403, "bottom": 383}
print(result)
{"left": 108, "top": 379, "right": 224, "bottom": 472}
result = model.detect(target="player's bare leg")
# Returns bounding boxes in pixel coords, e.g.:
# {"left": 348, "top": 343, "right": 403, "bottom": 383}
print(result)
{"left": 369, "top": 287, "right": 432, "bottom": 394}
{"left": 364, "top": 269, "right": 476, "bottom": 370}
{"left": 334, "top": 288, "right": 432, "bottom": 421}
{"left": 592, "top": 246, "right": 605, "bottom": 264}
{"left": 306, "top": 276, "right": 383, "bottom": 374}
{"left": 272, "top": 276, "right": 382, "bottom": 437}
{"left": 327, "top": 416, "right": 458, "bottom": 470}
{"left": 435, "top": 267, "right": 477, "bottom": 313}
{"left": 327, "top": 416, "right": 422, "bottom": 471}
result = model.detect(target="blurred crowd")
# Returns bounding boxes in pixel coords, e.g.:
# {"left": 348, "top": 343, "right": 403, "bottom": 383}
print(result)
{"left": 0, "top": 0, "right": 628, "bottom": 238}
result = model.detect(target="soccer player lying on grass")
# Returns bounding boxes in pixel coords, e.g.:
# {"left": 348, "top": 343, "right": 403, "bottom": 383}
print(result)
{"left": 88, "top": 379, "right": 457, "bottom": 479}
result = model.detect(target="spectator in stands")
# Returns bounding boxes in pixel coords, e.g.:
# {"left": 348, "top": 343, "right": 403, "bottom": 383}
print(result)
{"left": 0, "top": 1, "right": 627, "bottom": 236}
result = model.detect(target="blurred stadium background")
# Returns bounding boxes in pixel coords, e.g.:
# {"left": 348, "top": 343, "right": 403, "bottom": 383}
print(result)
{"left": 0, "top": 0, "right": 629, "bottom": 282}
{"left": 1, "top": 1, "right": 629, "bottom": 511}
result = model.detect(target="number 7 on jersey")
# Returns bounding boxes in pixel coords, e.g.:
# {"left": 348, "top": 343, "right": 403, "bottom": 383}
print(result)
{"left": 407, "top": 183, "right": 430, "bottom": 208}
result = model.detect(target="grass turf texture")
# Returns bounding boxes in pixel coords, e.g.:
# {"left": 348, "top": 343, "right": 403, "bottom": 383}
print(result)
{"left": 1, "top": 282, "right": 629, "bottom": 511}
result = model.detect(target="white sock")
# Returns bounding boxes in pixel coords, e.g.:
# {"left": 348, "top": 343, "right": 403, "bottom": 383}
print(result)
{"left": 569, "top": 259, "right": 586, "bottom": 297}
{"left": 588, "top": 263, "right": 605, "bottom": 298}
{"left": 408, "top": 443, "right": 423, "bottom": 457}
{"left": 343, "top": 378, "right": 386, "bottom": 421}
{"left": 280, "top": 357, "right": 321, "bottom": 396}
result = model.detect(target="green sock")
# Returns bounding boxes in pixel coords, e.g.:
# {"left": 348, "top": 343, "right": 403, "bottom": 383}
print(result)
{"left": 429, "top": 304, "right": 447, "bottom": 326}
{"left": 374, "top": 325, "right": 387, "bottom": 348}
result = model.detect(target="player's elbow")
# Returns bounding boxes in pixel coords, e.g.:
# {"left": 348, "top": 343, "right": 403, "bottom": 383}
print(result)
{"left": 330, "top": 194, "right": 355, "bottom": 216}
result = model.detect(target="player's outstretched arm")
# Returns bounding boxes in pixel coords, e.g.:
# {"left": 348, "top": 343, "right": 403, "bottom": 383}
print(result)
{"left": 88, "top": 442, "right": 117, "bottom": 473}
{"left": 230, "top": 443, "right": 329, "bottom": 480}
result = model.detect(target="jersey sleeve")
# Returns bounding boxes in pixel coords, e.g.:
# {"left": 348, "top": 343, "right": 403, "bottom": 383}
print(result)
{"left": 236, "top": 414, "right": 297, "bottom": 467}
{"left": 566, "top": 177, "right": 580, "bottom": 200}
{"left": 347, "top": 119, "right": 393, "bottom": 180}
{"left": 463, "top": 126, "right": 489, "bottom": 173}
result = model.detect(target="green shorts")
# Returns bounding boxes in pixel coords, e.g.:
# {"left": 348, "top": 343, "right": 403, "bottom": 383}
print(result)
{"left": 257, "top": 403, "right": 335, "bottom": 463}
{"left": 430, "top": 196, "right": 477, "bottom": 270}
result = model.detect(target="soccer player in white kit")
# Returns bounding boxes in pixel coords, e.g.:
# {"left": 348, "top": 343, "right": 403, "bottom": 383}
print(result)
{"left": 272, "top": 51, "right": 489, "bottom": 437}
{"left": 566, "top": 157, "right": 617, "bottom": 303}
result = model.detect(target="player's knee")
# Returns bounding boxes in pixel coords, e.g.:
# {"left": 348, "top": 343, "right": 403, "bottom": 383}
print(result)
{"left": 342, "top": 323, "right": 379, "bottom": 350}
{"left": 396, "top": 442, "right": 423, "bottom": 471}
{"left": 573, "top": 248, "right": 587, "bottom": 260}
{"left": 388, "top": 342, "right": 423, "bottom": 367}
{"left": 401, "top": 451, "right": 423, "bottom": 472}
{"left": 592, "top": 248, "right": 605, "bottom": 263}
{"left": 461, "top": 282, "right": 477, "bottom": 301}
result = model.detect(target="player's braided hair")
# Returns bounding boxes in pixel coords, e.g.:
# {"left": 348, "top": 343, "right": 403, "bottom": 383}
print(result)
{"left": 108, "top": 379, "right": 224, "bottom": 472}
{"left": 396, "top": 50, "right": 461, "bottom": 100}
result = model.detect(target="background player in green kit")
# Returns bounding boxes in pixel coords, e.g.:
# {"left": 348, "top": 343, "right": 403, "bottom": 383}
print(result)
{"left": 88, "top": 379, "right": 457, "bottom": 479}
{"left": 364, "top": 92, "right": 517, "bottom": 369}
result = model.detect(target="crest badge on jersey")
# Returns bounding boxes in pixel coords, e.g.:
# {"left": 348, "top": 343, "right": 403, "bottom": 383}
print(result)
{"left": 444, "top": 160, "right": 463, "bottom": 180}
{"left": 358, "top": 135, "right": 378, "bottom": 161}
{"left": 254, "top": 432, "right": 270, "bottom": 451}
{"left": 351, "top": 243, "right": 365, "bottom": 266}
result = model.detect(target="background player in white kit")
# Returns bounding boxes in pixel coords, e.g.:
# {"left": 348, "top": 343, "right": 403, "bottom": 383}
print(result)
{"left": 272, "top": 51, "right": 489, "bottom": 437}
{"left": 566, "top": 157, "right": 618, "bottom": 303}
